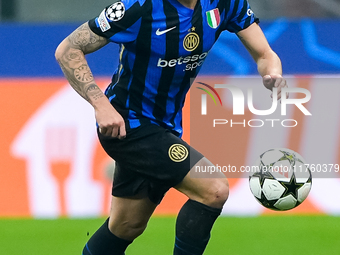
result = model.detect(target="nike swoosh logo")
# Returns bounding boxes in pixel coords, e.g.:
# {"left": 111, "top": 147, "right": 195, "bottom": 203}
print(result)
{"left": 156, "top": 26, "right": 176, "bottom": 36}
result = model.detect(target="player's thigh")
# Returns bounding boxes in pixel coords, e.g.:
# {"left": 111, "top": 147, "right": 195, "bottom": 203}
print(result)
{"left": 174, "top": 157, "right": 229, "bottom": 208}
{"left": 108, "top": 195, "right": 157, "bottom": 239}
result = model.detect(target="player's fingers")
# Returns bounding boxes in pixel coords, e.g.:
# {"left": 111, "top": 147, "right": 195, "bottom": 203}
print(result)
{"left": 277, "top": 89, "right": 282, "bottom": 100}
{"left": 99, "top": 126, "right": 107, "bottom": 135}
{"left": 273, "top": 76, "right": 284, "bottom": 88}
{"left": 263, "top": 75, "right": 271, "bottom": 83}
{"left": 105, "top": 127, "right": 116, "bottom": 137}
{"left": 280, "top": 84, "right": 289, "bottom": 100}
{"left": 284, "top": 83, "right": 289, "bottom": 99}
{"left": 111, "top": 126, "right": 119, "bottom": 138}
{"left": 118, "top": 122, "right": 126, "bottom": 139}
{"left": 276, "top": 78, "right": 288, "bottom": 100}
{"left": 263, "top": 75, "right": 273, "bottom": 90}
{"left": 278, "top": 78, "right": 287, "bottom": 89}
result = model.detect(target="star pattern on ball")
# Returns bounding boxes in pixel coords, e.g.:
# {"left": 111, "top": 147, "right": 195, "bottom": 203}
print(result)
{"left": 278, "top": 150, "right": 295, "bottom": 165}
{"left": 280, "top": 173, "right": 304, "bottom": 198}
{"left": 257, "top": 193, "right": 278, "bottom": 210}
{"left": 252, "top": 163, "right": 275, "bottom": 186}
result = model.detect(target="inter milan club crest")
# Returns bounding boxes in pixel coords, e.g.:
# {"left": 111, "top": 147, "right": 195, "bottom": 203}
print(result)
{"left": 168, "top": 144, "right": 188, "bottom": 162}
{"left": 206, "top": 8, "right": 220, "bottom": 29}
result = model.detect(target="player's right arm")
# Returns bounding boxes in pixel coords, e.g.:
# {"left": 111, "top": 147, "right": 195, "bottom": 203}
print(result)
{"left": 55, "top": 22, "right": 126, "bottom": 138}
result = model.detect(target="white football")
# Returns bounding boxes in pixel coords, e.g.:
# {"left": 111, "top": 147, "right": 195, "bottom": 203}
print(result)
{"left": 249, "top": 148, "right": 312, "bottom": 211}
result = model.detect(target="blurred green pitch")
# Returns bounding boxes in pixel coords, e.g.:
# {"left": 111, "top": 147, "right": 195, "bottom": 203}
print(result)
{"left": 0, "top": 216, "right": 339, "bottom": 254}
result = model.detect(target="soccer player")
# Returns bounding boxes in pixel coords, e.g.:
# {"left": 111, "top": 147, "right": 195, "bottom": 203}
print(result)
{"left": 55, "top": 0, "right": 287, "bottom": 254}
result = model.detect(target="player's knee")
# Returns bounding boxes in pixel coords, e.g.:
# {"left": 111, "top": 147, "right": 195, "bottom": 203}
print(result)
{"left": 108, "top": 219, "right": 148, "bottom": 240}
{"left": 202, "top": 178, "right": 229, "bottom": 208}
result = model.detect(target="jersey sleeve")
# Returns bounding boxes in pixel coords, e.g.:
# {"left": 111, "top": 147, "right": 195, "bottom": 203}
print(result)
{"left": 88, "top": 0, "right": 145, "bottom": 43}
{"left": 224, "top": 0, "right": 259, "bottom": 33}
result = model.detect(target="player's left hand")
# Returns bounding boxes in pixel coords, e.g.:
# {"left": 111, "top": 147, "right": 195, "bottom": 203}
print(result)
{"left": 262, "top": 74, "right": 288, "bottom": 100}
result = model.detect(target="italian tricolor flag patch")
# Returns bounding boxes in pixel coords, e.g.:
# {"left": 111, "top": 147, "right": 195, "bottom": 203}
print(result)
{"left": 206, "top": 8, "right": 220, "bottom": 29}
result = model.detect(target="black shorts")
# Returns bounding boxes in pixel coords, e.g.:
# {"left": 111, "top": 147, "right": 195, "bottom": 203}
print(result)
{"left": 98, "top": 124, "right": 203, "bottom": 204}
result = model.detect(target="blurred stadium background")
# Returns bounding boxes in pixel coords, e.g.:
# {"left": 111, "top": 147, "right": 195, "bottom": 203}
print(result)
{"left": 1, "top": 0, "right": 340, "bottom": 254}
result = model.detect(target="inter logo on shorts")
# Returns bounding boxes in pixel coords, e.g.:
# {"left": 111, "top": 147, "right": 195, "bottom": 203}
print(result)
{"left": 168, "top": 144, "right": 189, "bottom": 162}
{"left": 183, "top": 32, "right": 199, "bottom": 52}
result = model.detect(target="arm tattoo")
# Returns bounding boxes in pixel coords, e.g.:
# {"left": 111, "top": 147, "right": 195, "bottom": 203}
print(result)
{"left": 56, "top": 22, "right": 108, "bottom": 104}
{"left": 68, "top": 23, "right": 107, "bottom": 53}
{"left": 65, "top": 51, "right": 83, "bottom": 62}
{"left": 74, "top": 65, "right": 93, "bottom": 83}
{"left": 85, "top": 84, "right": 105, "bottom": 101}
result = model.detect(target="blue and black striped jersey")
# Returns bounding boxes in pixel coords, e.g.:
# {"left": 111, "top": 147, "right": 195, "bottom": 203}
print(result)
{"left": 88, "top": 0, "right": 258, "bottom": 136}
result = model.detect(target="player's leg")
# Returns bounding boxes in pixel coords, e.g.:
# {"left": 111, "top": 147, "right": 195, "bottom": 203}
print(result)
{"left": 83, "top": 195, "right": 157, "bottom": 255}
{"left": 173, "top": 157, "right": 229, "bottom": 255}
{"left": 85, "top": 125, "right": 160, "bottom": 255}
{"left": 175, "top": 157, "right": 229, "bottom": 208}
{"left": 108, "top": 195, "right": 157, "bottom": 240}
